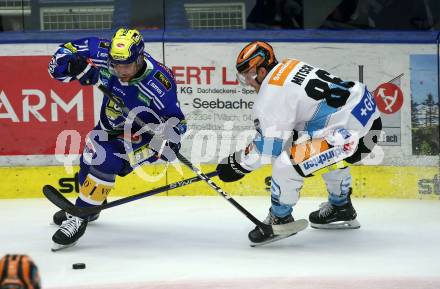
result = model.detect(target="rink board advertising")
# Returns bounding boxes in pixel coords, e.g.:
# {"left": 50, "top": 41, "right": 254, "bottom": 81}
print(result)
{"left": 0, "top": 41, "right": 438, "bottom": 199}
{"left": 0, "top": 56, "right": 95, "bottom": 155}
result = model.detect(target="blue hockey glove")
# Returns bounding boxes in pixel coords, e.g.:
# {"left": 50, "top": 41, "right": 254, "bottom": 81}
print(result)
{"left": 66, "top": 54, "right": 99, "bottom": 86}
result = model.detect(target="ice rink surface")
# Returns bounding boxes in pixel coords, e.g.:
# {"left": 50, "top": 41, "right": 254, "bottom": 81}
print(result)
{"left": 1, "top": 196, "right": 439, "bottom": 289}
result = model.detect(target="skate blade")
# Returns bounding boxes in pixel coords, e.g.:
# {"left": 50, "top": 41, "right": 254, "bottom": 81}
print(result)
{"left": 250, "top": 232, "right": 297, "bottom": 247}
{"left": 310, "top": 219, "right": 361, "bottom": 230}
{"left": 51, "top": 241, "right": 77, "bottom": 252}
{"left": 251, "top": 219, "right": 308, "bottom": 247}
{"left": 271, "top": 219, "right": 308, "bottom": 235}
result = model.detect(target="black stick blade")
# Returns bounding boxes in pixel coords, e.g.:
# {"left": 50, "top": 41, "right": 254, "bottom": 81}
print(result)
{"left": 43, "top": 185, "right": 74, "bottom": 211}
{"left": 43, "top": 185, "right": 93, "bottom": 217}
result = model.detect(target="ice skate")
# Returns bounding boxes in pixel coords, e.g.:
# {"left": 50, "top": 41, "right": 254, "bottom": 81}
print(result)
{"left": 309, "top": 201, "right": 360, "bottom": 229}
{"left": 52, "top": 216, "right": 88, "bottom": 251}
{"left": 52, "top": 209, "right": 75, "bottom": 226}
{"left": 52, "top": 200, "right": 105, "bottom": 226}
{"left": 52, "top": 209, "right": 100, "bottom": 226}
{"left": 249, "top": 210, "right": 308, "bottom": 247}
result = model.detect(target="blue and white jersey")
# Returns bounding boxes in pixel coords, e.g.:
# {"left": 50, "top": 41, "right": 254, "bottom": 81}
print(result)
{"left": 254, "top": 59, "right": 379, "bottom": 141}
{"left": 239, "top": 58, "right": 380, "bottom": 171}
{"left": 48, "top": 37, "right": 186, "bottom": 136}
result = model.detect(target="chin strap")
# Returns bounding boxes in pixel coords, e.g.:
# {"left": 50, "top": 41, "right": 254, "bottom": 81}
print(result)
{"left": 255, "top": 77, "right": 262, "bottom": 85}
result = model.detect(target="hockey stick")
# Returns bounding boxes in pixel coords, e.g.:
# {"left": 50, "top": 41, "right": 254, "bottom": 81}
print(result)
{"left": 96, "top": 84, "right": 300, "bottom": 236}
{"left": 371, "top": 73, "right": 404, "bottom": 94}
{"left": 43, "top": 171, "right": 219, "bottom": 218}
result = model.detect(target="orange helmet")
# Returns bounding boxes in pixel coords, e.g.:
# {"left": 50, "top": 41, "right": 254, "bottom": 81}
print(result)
{"left": 236, "top": 41, "right": 278, "bottom": 74}
{"left": 0, "top": 255, "right": 41, "bottom": 289}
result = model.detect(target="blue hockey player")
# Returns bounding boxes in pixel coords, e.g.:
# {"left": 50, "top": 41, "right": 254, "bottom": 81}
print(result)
{"left": 48, "top": 28, "right": 187, "bottom": 251}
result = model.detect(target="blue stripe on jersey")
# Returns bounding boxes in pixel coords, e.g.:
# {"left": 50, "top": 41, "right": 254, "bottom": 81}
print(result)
{"left": 138, "top": 82, "right": 165, "bottom": 109}
{"left": 304, "top": 101, "right": 338, "bottom": 135}
{"left": 329, "top": 82, "right": 350, "bottom": 99}
{"left": 253, "top": 134, "right": 284, "bottom": 157}
{"left": 136, "top": 83, "right": 164, "bottom": 110}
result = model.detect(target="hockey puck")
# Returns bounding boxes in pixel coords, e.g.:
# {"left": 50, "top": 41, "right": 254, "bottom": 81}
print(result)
{"left": 72, "top": 263, "right": 86, "bottom": 270}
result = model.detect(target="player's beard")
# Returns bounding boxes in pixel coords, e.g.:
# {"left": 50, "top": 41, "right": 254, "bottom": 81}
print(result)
{"left": 115, "top": 61, "right": 142, "bottom": 82}
{"left": 119, "top": 75, "right": 132, "bottom": 82}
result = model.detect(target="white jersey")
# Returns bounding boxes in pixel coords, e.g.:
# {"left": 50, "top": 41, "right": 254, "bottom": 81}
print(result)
{"left": 238, "top": 58, "right": 380, "bottom": 172}
{"left": 253, "top": 58, "right": 380, "bottom": 143}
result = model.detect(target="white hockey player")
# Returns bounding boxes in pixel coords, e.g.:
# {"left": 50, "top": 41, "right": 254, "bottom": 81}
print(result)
{"left": 216, "top": 41, "right": 382, "bottom": 245}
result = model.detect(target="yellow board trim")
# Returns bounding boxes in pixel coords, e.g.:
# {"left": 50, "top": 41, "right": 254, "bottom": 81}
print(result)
{"left": 1, "top": 165, "right": 439, "bottom": 200}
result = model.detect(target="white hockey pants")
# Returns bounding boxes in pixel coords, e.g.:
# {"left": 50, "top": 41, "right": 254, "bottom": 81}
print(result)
{"left": 270, "top": 152, "right": 353, "bottom": 217}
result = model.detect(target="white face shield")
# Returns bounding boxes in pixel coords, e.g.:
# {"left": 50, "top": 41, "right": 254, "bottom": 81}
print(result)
{"left": 236, "top": 68, "right": 258, "bottom": 87}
